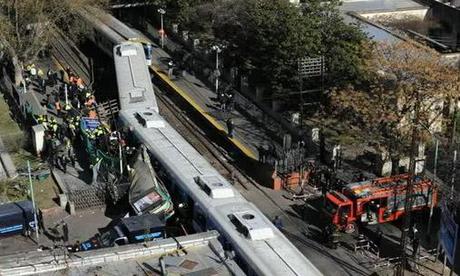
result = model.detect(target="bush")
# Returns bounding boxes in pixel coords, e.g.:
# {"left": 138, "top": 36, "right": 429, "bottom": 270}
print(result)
{"left": 2, "top": 132, "right": 25, "bottom": 153}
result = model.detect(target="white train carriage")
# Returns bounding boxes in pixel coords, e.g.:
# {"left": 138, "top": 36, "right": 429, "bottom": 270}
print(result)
{"left": 77, "top": 9, "right": 125, "bottom": 57}
{"left": 85, "top": 10, "right": 153, "bottom": 65}
{"left": 99, "top": 12, "right": 142, "bottom": 41}
{"left": 114, "top": 42, "right": 322, "bottom": 276}
{"left": 114, "top": 42, "right": 158, "bottom": 114}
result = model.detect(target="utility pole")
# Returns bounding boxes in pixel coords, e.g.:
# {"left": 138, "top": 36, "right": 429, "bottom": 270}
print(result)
{"left": 27, "top": 160, "right": 39, "bottom": 243}
{"left": 211, "top": 45, "right": 222, "bottom": 95}
{"left": 396, "top": 92, "right": 420, "bottom": 276}
{"left": 298, "top": 71, "right": 304, "bottom": 130}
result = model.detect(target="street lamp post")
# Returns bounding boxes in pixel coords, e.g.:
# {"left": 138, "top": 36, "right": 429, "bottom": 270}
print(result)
{"left": 157, "top": 8, "right": 166, "bottom": 49}
{"left": 211, "top": 45, "right": 222, "bottom": 95}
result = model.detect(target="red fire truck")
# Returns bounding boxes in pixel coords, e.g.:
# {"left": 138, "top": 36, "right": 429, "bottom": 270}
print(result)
{"left": 323, "top": 174, "right": 437, "bottom": 233}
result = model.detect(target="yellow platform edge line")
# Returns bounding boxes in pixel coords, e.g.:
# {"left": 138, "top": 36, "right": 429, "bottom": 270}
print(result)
{"left": 54, "top": 51, "right": 256, "bottom": 160}
{"left": 150, "top": 65, "right": 258, "bottom": 160}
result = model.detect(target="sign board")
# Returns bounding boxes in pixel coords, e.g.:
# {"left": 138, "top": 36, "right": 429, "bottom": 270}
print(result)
{"left": 298, "top": 57, "right": 325, "bottom": 78}
{"left": 440, "top": 200, "right": 459, "bottom": 264}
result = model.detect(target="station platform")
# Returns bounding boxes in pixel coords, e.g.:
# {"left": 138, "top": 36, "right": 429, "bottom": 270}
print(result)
{"left": 144, "top": 31, "right": 280, "bottom": 161}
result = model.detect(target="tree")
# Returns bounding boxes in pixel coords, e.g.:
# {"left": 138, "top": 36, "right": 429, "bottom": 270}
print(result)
{"left": 158, "top": 0, "right": 368, "bottom": 99}
{"left": 0, "top": 0, "right": 108, "bottom": 86}
{"left": 330, "top": 42, "right": 460, "bottom": 172}
{"left": 212, "top": 0, "right": 317, "bottom": 95}
{"left": 304, "top": 0, "right": 370, "bottom": 86}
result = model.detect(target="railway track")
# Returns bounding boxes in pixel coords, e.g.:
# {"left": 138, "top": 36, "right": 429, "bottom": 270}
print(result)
{"left": 51, "top": 30, "right": 333, "bottom": 258}
{"left": 51, "top": 29, "right": 307, "bottom": 221}
{"left": 154, "top": 88, "right": 250, "bottom": 189}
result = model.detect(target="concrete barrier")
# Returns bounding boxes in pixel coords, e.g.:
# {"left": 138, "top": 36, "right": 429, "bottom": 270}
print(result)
{"left": 0, "top": 231, "right": 220, "bottom": 276}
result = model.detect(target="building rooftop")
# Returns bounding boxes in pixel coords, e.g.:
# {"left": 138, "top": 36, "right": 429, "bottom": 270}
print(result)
{"left": 338, "top": 0, "right": 427, "bottom": 43}
{"left": 340, "top": 0, "right": 425, "bottom": 13}
{"left": 0, "top": 231, "right": 245, "bottom": 276}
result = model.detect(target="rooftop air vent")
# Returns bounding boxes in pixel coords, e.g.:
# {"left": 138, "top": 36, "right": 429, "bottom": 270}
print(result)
{"left": 194, "top": 175, "right": 234, "bottom": 199}
{"left": 129, "top": 89, "right": 146, "bottom": 103}
{"left": 120, "top": 44, "right": 137, "bottom": 56}
{"left": 136, "top": 109, "right": 165, "bottom": 128}
{"left": 229, "top": 211, "right": 274, "bottom": 240}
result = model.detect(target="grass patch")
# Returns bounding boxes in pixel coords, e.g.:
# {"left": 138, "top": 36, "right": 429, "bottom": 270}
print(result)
{"left": 33, "top": 175, "right": 59, "bottom": 209}
{"left": 0, "top": 175, "right": 59, "bottom": 209}
{"left": 11, "top": 149, "right": 44, "bottom": 172}
{"left": 0, "top": 92, "right": 57, "bottom": 208}
{"left": 0, "top": 178, "right": 28, "bottom": 202}
{"left": 0, "top": 93, "right": 24, "bottom": 152}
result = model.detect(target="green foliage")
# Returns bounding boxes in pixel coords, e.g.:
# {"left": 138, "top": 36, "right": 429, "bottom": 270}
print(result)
{"left": 330, "top": 42, "right": 460, "bottom": 157}
{"left": 212, "top": 0, "right": 318, "bottom": 94}
{"left": 0, "top": 0, "right": 108, "bottom": 61}
{"left": 167, "top": 0, "right": 368, "bottom": 95}
{"left": 0, "top": 178, "right": 28, "bottom": 202}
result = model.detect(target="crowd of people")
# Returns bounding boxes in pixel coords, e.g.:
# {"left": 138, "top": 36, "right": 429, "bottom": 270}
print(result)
{"left": 24, "top": 63, "right": 101, "bottom": 174}
{"left": 217, "top": 86, "right": 235, "bottom": 112}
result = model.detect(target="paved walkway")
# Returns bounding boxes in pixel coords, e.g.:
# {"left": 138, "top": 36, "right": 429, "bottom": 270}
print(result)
{"left": 144, "top": 30, "right": 282, "bottom": 161}
{"left": 20, "top": 57, "right": 96, "bottom": 193}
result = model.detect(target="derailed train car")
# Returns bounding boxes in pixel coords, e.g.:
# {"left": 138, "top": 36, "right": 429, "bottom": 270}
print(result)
{"left": 114, "top": 41, "right": 322, "bottom": 276}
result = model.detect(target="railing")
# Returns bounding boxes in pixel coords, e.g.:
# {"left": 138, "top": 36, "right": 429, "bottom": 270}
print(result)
{"left": 354, "top": 235, "right": 380, "bottom": 259}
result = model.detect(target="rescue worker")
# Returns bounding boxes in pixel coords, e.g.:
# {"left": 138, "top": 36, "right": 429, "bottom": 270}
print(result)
{"left": 29, "top": 64, "right": 37, "bottom": 80}
{"left": 67, "top": 117, "right": 77, "bottom": 140}
{"left": 57, "top": 141, "right": 68, "bottom": 174}
{"left": 37, "top": 114, "right": 48, "bottom": 128}
{"left": 47, "top": 68, "right": 56, "bottom": 86}
{"left": 37, "top": 68, "right": 44, "bottom": 83}
{"left": 48, "top": 136, "right": 60, "bottom": 168}
{"left": 25, "top": 64, "right": 32, "bottom": 76}
{"left": 95, "top": 125, "right": 106, "bottom": 137}
{"left": 49, "top": 117, "right": 58, "bottom": 137}
{"left": 43, "top": 115, "right": 49, "bottom": 131}
{"left": 65, "top": 137, "right": 75, "bottom": 167}
{"left": 86, "top": 129, "right": 96, "bottom": 140}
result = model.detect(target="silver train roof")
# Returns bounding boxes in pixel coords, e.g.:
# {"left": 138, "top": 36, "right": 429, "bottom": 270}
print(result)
{"left": 114, "top": 42, "right": 322, "bottom": 276}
